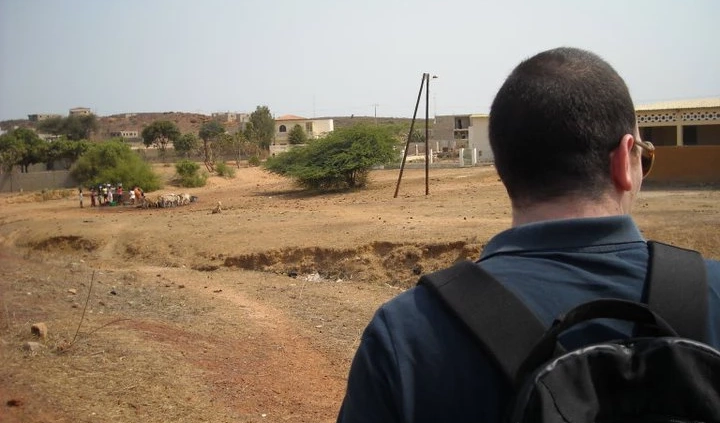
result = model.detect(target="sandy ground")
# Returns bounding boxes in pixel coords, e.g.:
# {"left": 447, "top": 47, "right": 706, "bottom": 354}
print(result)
{"left": 1, "top": 165, "right": 719, "bottom": 422}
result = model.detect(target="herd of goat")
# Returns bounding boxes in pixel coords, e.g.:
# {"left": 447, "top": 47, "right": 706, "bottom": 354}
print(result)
{"left": 139, "top": 192, "right": 198, "bottom": 209}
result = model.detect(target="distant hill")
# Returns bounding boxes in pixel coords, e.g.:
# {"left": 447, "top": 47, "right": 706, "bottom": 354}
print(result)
{"left": 98, "top": 112, "right": 218, "bottom": 139}
{"left": 1, "top": 112, "right": 422, "bottom": 139}
{"left": 1, "top": 112, "right": 233, "bottom": 140}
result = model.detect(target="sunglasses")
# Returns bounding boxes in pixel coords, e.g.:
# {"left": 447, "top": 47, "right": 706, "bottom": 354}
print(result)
{"left": 635, "top": 138, "right": 655, "bottom": 178}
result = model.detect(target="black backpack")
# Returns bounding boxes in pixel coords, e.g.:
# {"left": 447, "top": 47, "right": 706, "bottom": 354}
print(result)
{"left": 419, "top": 241, "right": 720, "bottom": 422}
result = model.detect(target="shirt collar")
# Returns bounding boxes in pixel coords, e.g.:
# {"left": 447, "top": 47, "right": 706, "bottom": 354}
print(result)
{"left": 480, "top": 215, "right": 645, "bottom": 260}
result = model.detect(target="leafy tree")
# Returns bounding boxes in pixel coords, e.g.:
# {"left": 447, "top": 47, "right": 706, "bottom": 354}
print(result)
{"left": 264, "top": 124, "right": 399, "bottom": 191}
{"left": 213, "top": 131, "right": 256, "bottom": 167}
{"left": 11, "top": 128, "right": 47, "bottom": 173}
{"left": 37, "top": 115, "right": 98, "bottom": 140}
{"left": 0, "top": 132, "right": 22, "bottom": 172}
{"left": 45, "top": 138, "right": 91, "bottom": 170}
{"left": 141, "top": 120, "right": 181, "bottom": 156}
{"left": 198, "top": 120, "right": 225, "bottom": 172}
{"left": 213, "top": 132, "right": 237, "bottom": 161}
{"left": 175, "top": 159, "right": 207, "bottom": 187}
{"left": 174, "top": 133, "right": 199, "bottom": 158}
{"left": 71, "top": 140, "right": 161, "bottom": 191}
{"left": 36, "top": 116, "right": 65, "bottom": 135}
{"left": 248, "top": 106, "right": 275, "bottom": 150}
{"left": 64, "top": 115, "right": 98, "bottom": 140}
{"left": 288, "top": 124, "right": 308, "bottom": 145}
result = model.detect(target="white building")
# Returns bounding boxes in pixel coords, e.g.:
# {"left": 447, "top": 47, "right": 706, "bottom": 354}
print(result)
{"left": 468, "top": 114, "right": 492, "bottom": 163}
{"left": 271, "top": 114, "right": 334, "bottom": 154}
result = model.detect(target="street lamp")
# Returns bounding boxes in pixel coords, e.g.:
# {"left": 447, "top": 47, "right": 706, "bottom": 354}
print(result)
{"left": 431, "top": 75, "right": 438, "bottom": 123}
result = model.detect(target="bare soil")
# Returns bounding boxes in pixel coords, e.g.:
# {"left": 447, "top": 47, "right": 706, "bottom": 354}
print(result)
{"left": 1, "top": 165, "right": 719, "bottom": 422}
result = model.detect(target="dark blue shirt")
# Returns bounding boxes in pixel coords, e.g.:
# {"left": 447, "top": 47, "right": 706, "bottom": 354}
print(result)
{"left": 337, "top": 216, "right": 720, "bottom": 423}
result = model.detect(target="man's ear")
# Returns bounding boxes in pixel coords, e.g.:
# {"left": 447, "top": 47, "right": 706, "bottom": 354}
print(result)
{"left": 610, "top": 134, "right": 634, "bottom": 192}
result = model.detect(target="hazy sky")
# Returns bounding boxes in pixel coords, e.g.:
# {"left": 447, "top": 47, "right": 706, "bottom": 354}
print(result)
{"left": 1, "top": 0, "right": 719, "bottom": 121}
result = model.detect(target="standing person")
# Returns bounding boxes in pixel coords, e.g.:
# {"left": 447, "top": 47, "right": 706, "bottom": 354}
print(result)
{"left": 90, "top": 187, "right": 96, "bottom": 207}
{"left": 78, "top": 187, "right": 83, "bottom": 208}
{"left": 337, "top": 47, "right": 720, "bottom": 423}
{"left": 129, "top": 187, "right": 136, "bottom": 205}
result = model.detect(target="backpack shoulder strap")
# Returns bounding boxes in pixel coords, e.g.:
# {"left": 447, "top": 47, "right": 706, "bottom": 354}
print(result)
{"left": 418, "top": 260, "right": 546, "bottom": 383}
{"left": 644, "top": 241, "right": 708, "bottom": 342}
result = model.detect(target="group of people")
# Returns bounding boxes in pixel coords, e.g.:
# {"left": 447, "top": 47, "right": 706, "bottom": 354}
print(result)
{"left": 86, "top": 184, "right": 144, "bottom": 207}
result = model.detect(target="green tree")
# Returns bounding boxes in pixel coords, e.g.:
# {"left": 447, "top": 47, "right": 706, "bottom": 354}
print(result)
{"left": 64, "top": 115, "right": 98, "bottom": 140}
{"left": 45, "top": 138, "right": 91, "bottom": 170}
{"left": 198, "top": 120, "right": 225, "bottom": 171}
{"left": 288, "top": 124, "right": 308, "bottom": 145}
{"left": 11, "top": 128, "right": 47, "bottom": 173}
{"left": 141, "top": 120, "right": 181, "bottom": 156}
{"left": 35, "top": 116, "right": 65, "bottom": 135}
{"left": 174, "top": 133, "right": 199, "bottom": 158}
{"left": 213, "top": 131, "right": 256, "bottom": 167}
{"left": 236, "top": 128, "right": 261, "bottom": 167}
{"left": 248, "top": 106, "right": 275, "bottom": 151}
{"left": 71, "top": 140, "right": 161, "bottom": 191}
{"left": 0, "top": 132, "right": 22, "bottom": 172}
{"left": 264, "top": 124, "right": 399, "bottom": 191}
{"left": 213, "top": 132, "right": 237, "bottom": 162}
{"left": 37, "top": 115, "right": 98, "bottom": 140}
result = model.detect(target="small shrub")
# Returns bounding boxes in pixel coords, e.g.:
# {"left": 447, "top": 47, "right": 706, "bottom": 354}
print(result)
{"left": 175, "top": 159, "right": 207, "bottom": 187}
{"left": 175, "top": 159, "right": 200, "bottom": 177}
{"left": 248, "top": 156, "right": 260, "bottom": 167}
{"left": 179, "top": 172, "right": 208, "bottom": 188}
{"left": 215, "top": 162, "right": 236, "bottom": 178}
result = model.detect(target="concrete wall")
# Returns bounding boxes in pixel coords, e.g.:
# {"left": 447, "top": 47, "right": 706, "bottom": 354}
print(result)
{"left": 0, "top": 170, "right": 79, "bottom": 193}
{"left": 646, "top": 146, "right": 720, "bottom": 184}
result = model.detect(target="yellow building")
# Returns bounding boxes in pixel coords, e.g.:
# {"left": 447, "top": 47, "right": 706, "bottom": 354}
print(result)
{"left": 637, "top": 98, "right": 720, "bottom": 183}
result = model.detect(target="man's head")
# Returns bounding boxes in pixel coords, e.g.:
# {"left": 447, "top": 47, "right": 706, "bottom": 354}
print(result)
{"left": 489, "top": 47, "right": 639, "bottom": 210}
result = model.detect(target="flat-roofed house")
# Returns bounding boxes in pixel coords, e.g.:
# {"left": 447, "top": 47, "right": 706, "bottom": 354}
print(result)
{"left": 637, "top": 98, "right": 720, "bottom": 183}
{"left": 271, "top": 115, "right": 334, "bottom": 154}
{"left": 28, "top": 113, "right": 61, "bottom": 122}
{"left": 69, "top": 107, "right": 92, "bottom": 116}
{"left": 109, "top": 130, "right": 140, "bottom": 140}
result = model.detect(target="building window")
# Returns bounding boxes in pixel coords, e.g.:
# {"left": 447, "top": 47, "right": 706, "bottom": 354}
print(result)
{"left": 683, "top": 126, "right": 698, "bottom": 145}
{"left": 305, "top": 122, "right": 313, "bottom": 133}
{"left": 641, "top": 127, "right": 652, "bottom": 141}
{"left": 279, "top": 125, "right": 287, "bottom": 133}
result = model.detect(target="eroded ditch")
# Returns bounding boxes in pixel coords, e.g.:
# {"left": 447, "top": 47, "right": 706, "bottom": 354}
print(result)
{"left": 21, "top": 235, "right": 485, "bottom": 288}
{"left": 217, "top": 240, "right": 483, "bottom": 287}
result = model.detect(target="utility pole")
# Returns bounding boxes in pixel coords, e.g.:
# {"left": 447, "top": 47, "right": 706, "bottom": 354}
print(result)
{"left": 394, "top": 73, "right": 430, "bottom": 198}
{"left": 372, "top": 103, "right": 379, "bottom": 125}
